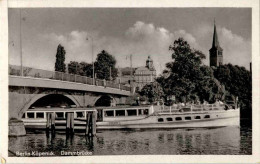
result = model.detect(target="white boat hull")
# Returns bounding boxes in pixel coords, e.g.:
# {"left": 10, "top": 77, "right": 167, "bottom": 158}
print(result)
{"left": 97, "top": 116, "right": 239, "bottom": 129}
{"left": 23, "top": 109, "right": 240, "bottom": 130}
{"left": 97, "top": 110, "right": 240, "bottom": 129}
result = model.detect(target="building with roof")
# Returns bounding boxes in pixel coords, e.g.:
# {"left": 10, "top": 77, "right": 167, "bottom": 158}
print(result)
{"left": 117, "top": 56, "right": 156, "bottom": 91}
{"left": 117, "top": 67, "right": 135, "bottom": 85}
{"left": 209, "top": 21, "right": 223, "bottom": 67}
{"left": 134, "top": 56, "right": 156, "bottom": 90}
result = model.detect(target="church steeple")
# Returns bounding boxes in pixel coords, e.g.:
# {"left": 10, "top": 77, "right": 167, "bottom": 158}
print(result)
{"left": 212, "top": 20, "right": 220, "bottom": 48}
{"left": 209, "top": 20, "right": 223, "bottom": 67}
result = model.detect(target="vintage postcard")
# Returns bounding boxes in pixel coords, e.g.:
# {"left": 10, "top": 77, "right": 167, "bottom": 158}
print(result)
{"left": 0, "top": 0, "right": 259, "bottom": 163}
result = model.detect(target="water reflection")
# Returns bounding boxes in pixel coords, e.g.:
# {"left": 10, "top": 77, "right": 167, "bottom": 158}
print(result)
{"left": 239, "top": 120, "right": 252, "bottom": 154}
{"left": 9, "top": 121, "right": 251, "bottom": 156}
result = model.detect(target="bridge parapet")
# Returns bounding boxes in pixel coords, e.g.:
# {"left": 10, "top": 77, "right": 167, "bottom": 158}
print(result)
{"left": 9, "top": 65, "right": 131, "bottom": 91}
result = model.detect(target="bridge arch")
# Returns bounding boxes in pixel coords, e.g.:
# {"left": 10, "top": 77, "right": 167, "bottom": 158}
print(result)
{"left": 18, "top": 93, "right": 80, "bottom": 118}
{"left": 94, "top": 95, "right": 117, "bottom": 107}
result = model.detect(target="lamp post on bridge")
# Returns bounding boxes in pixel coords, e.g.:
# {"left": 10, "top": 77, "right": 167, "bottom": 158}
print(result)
{"left": 19, "top": 9, "right": 24, "bottom": 77}
{"left": 86, "top": 36, "right": 95, "bottom": 84}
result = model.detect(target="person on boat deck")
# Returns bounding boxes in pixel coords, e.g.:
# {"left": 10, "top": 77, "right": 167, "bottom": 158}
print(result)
{"left": 203, "top": 100, "right": 208, "bottom": 105}
{"left": 180, "top": 102, "right": 185, "bottom": 107}
{"left": 215, "top": 99, "right": 224, "bottom": 106}
{"left": 219, "top": 100, "right": 224, "bottom": 105}
{"left": 173, "top": 103, "right": 178, "bottom": 108}
{"left": 188, "top": 101, "right": 196, "bottom": 106}
{"left": 176, "top": 103, "right": 182, "bottom": 110}
{"left": 110, "top": 101, "right": 116, "bottom": 107}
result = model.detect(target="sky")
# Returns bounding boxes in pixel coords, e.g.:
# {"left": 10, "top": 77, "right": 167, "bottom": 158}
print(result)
{"left": 8, "top": 8, "right": 252, "bottom": 75}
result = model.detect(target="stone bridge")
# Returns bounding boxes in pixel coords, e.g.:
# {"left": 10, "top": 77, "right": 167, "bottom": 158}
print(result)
{"left": 9, "top": 65, "right": 131, "bottom": 120}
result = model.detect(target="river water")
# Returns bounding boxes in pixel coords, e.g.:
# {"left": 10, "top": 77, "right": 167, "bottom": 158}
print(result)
{"left": 8, "top": 120, "right": 251, "bottom": 156}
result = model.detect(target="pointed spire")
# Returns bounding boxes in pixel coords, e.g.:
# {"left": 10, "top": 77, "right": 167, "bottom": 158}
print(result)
{"left": 212, "top": 19, "right": 220, "bottom": 48}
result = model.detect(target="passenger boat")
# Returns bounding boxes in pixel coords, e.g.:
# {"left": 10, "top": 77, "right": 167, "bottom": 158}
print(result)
{"left": 21, "top": 104, "right": 240, "bottom": 130}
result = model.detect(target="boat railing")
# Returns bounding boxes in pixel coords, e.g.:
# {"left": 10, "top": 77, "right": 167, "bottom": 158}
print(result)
{"left": 157, "top": 104, "right": 226, "bottom": 114}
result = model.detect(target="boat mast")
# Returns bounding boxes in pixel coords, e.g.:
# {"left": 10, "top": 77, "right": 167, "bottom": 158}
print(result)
{"left": 130, "top": 54, "right": 133, "bottom": 80}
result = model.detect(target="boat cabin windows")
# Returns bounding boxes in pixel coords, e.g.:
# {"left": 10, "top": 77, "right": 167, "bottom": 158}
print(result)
{"left": 36, "top": 112, "right": 44, "bottom": 119}
{"left": 138, "top": 109, "right": 149, "bottom": 115}
{"left": 158, "top": 118, "right": 164, "bottom": 122}
{"left": 105, "top": 110, "right": 114, "bottom": 117}
{"left": 76, "top": 111, "right": 85, "bottom": 118}
{"left": 116, "top": 110, "right": 125, "bottom": 116}
{"left": 104, "top": 107, "right": 150, "bottom": 118}
{"left": 27, "top": 112, "right": 35, "bottom": 119}
{"left": 127, "top": 109, "right": 137, "bottom": 116}
{"left": 167, "top": 117, "right": 173, "bottom": 121}
{"left": 204, "top": 115, "right": 210, "bottom": 119}
{"left": 144, "top": 109, "right": 149, "bottom": 115}
{"left": 56, "top": 112, "right": 64, "bottom": 118}
{"left": 185, "top": 116, "right": 192, "bottom": 120}
{"left": 22, "top": 113, "right": 25, "bottom": 118}
{"left": 194, "top": 116, "right": 201, "bottom": 119}
{"left": 138, "top": 109, "right": 144, "bottom": 115}
{"left": 175, "top": 117, "right": 182, "bottom": 121}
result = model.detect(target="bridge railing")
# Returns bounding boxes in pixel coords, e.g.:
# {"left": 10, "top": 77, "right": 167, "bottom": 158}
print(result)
{"left": 9, "top": 65, "right": 131, "bottom": 91}
{"left": 106, "top": 80, "right": 120, "bottom": 89}
{"left": 121, "top": 85, "right": 131, "bottom": 91}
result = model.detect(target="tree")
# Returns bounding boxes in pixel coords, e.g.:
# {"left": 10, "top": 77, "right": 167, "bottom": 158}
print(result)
{"left": 80, "top": 62, "right": 93, "bottom": 77}
{"left": 195, "top": 65, "right": 225, "bottom": 103}
{"left": 55, "top": 44, "right": 66, "bottom": 72}
{"left": 157, "top": 38, "right": 225, "bottom": 104}
{"left": 68, "top": 61, "right": 80, "bottom": 74}
{"left": 139, "top": 81, "right": 164, "bottom": 103}
{"left": 68, "top": 61, "right": 93, "bottom": 77}
{"left": 161, "top": 38, "right": 206, "bottom": 103}
{"left": 94, "top": 50, "right": 118, "bottom": 80}
{"left": 155, "top": 37, "right": 251, "bottom": 118}
{"left": 214, "top": 64, "right": 252, "bottom": 116}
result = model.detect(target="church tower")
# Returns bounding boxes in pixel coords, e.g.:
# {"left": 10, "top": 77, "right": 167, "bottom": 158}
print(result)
{"left": 146, "top": 56, "right": 155, "bottom": 70}
{"left": 209, "top": 21, "right": 223, "bottom": 67}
